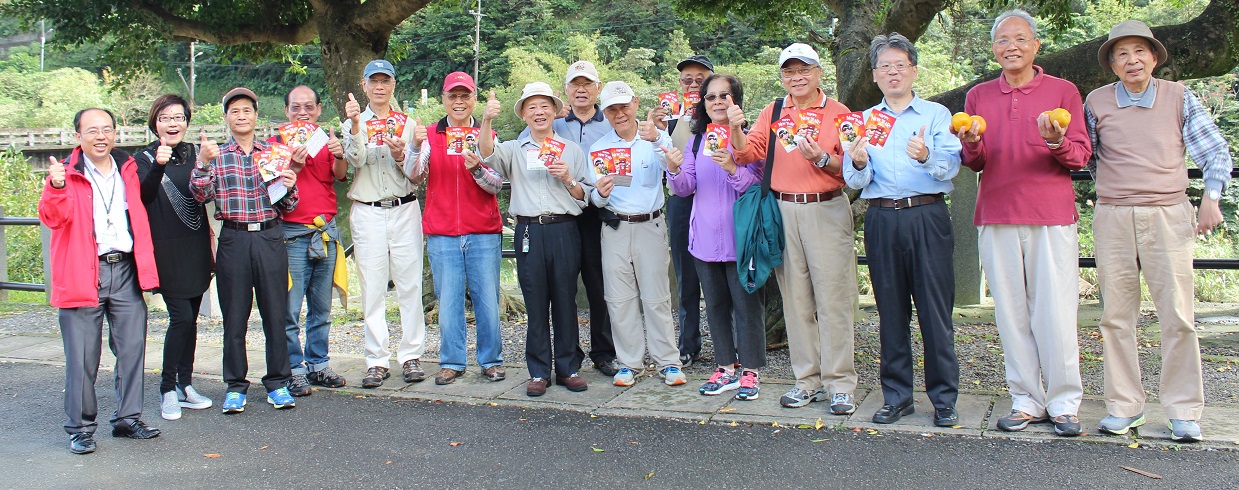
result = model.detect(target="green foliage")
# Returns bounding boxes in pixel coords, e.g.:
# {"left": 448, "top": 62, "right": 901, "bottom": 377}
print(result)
{"left": 0, "top": 149, "right": 45, "bottom": 284}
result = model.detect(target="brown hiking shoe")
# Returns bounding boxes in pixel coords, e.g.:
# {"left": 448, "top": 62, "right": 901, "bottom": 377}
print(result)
{"left": 361, "top": 366, "right": 390, "bottom": 388}
{"left": 526, "top": 378, "right": 548, "bottom": 397}
{"left": 403, "top": 359, "right": 427, "bottom": 383}
{"left": 482, "top": 365, "right": 506, "bottom": 382}
{"left": 556, "top": 373, "right": 588, "bottom": 392}
{"left": 434, "top": 367, "right": 464, "bottom": 385}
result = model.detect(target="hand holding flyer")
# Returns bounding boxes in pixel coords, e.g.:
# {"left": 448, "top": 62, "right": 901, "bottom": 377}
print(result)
{"left": 774, "top": 116, "right": 798, "bottom": 153}
{"left": 609, "top": 147, "right": 633, "bottom": 186}
{"left": 658, "top": 92, "right": 681, "bottom": 121}
{"left": 279, "top": 120, "right": 329, "bottom": 156}
{"left": 703, "top": 124, "right": 730, "bottom": 157}
{"left": 257, "top": 143, "right": 294, "bottom": 183}
{"left": 529, "top": 136, "right": 565, "bottom": 170}
{"left": 683, "top": 92, "right": 701, "bottom": 119}
{"left": 365, "top": 119, "right": 387, "bottom": 147}
{"left": 865, "top": 109, "right": 896, "bottom": 148}
{"left": 446, "top": 126, "right": 482, "bottom": 156}
{"left": 835, "top": 111, "right": 864, "bottom": 151}
{"left": 795, "top": 111, "right": 823, "bottom": 144}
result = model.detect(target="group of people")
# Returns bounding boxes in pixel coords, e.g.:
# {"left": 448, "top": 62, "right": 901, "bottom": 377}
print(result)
{"left": 39, "top": 10, "right": 1230, "bottom": 455}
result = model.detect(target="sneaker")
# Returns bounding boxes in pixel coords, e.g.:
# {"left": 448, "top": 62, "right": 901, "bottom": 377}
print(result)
{"left": 482, "top": 365, "right": 506, "bottom": 382}
{"left": 160, "top": 391, "right": 182, "bottom": 421}
{"left": 830, "top": 392, "right": 857, "bottom": 415}
{"left": 1097, "top": 413, "right": 1145, "bottom": 435}
{"left": 660, "top": 366, "right": 687, "bottom": 386}
{"left": 594, "top": 359, "right": 621, "bottom": 377}
{"left": 221, "top": 392, "right": 246, "bottom": 414}
{"left": 996, "top": 410, "right": 1048, "bottom": 432}
{"left": 308, "top": 367, "right": 347, "bottom": 388}
{"left": 1052, "top": 414, "right": 1082, "bottom": 437}
{"left": 734, "top": 371, "right": 759, "bottom": 400}
{"left": 404, "top": 359, "right": 428, "bottom": 383}
{"left": 435, "top": 367, "right": 464, "bottom": 385}
{"left": 288, "top": 374, "right": 312, "bottom": 397}
{"left": 267, "top": 387, "right": 296, "bottom": 409}
{"left": 613, "top": 367, "right": 637, "bottom": 387}
{"left": 1168, "top": 419, "right": 1203, "bottom": 443}
{"left": 780, "top": 387, "right": 827, "bottom": 408}
{"left": 362, "top": 366, "right": 390, "bottom": 388}
{"left": 179, "top": 385, "right": 213, "bottom": 410}
{"left": 699, "top": 368, "right": 740, "bottom": 395}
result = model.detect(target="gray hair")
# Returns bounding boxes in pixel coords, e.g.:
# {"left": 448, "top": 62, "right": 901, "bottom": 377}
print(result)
{"left": 991, "top": 9, "right": 1038, "bottom": 40}
{"left": 869, "top": 33, "right": 918, "bottom": 68}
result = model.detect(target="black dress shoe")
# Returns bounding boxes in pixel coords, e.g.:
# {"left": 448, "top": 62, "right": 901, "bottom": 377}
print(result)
{"left": 68, "top": 432, "right": 96, "bottom": 454}
{"left": 112, "top": 420, "right": 161, "bottom": 439}
{"left": 934, "top": 407, "right": 959, "bottom": 427}
{"left": 872, "top": 401, "right": 914, "bottom": 424}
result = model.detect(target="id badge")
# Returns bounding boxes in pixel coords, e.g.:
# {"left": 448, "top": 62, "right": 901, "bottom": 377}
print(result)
{"left": 521, "top": 228, "right": 531, "bottom": 253}
{"left": 525, "top": 149, "right": 546, "bottom": 171}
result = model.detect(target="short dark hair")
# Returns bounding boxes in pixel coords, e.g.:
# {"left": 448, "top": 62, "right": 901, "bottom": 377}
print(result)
{"left": 869, "top": 33, "right": 918, "bottom": 68}
{"left": 73, "top": 108, "right": 116, "bottom": 132}
{"left": 284, "top": 85, "right": 321, "bottom": 107}
{"left": 691, "top": 74, "right": 744, "bottom": 136}
{"left": 147, "top": 94, "right": 192, "bottom": 134}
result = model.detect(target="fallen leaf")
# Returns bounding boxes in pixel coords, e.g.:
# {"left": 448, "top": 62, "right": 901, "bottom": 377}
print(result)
{"left": 810, "top": 439, "right": 828, "bottom": 443}
{"left": 729, "top": 421, "right": 738, "bottom": 427}
{"left": 591, "top": 446, "right": 605, "bottom": 452}
{"left": 866, "top": 429, "right": 879, "bottom": 435}
{"left": 628, "top": 441, "right": 639, "bottom": 445}
{"left": 1119, "top": 466, "right": 1162, "bottom": 479}
{"left": 385, "top": 461, "right": 392, "bottom": 464}
{"left": 259, "top": 446, "right": 269, "bottom": 450}
{"left": 645, "top": 472, "right": 655, "bottom": 480}
{"left": 814, "top": 418, "right": 825, "bottom": 430}
{"left": 204, "top": 454, "right": 221, "bottom": 459}
{"left": 488, "top": 402, "right": 499, "bottom": 406}
{"left": 698, "top": 419, "right": 707, "bottom": 425}
{"left": 796, "top": 424, "right": 812, "bottom": 429}
{"left": 1128, "top": 442, "right": 1140, "bottom": 448}
{"left": 518, "top": 418, "right": 527, "bottom": 422}
{"left": 951, "top": 425, "right": 964, "bottom": 429}
{"left": 852, "top": 428, "right": 862, "bottom": 433}
{"left": 354, "top": 395, "right": 365, "bottom": 399}
{"left": 590, "top": 414, "right": 598, "bottom": 418}
{"left": 771, "top": 422, "right": 781, "bottom": 427}
{"left": 719, "top": 407, "right": 737, "bottom": 412}
{"left": 919, "top": 433, "right": 932, "bottom": 437}
{"left": 450, "top": 442, "right": 463, "bottom": 447}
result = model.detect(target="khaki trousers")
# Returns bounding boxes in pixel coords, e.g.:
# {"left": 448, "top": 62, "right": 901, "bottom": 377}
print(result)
{"left": 351, "top": 201, "right": 427, "bottom": 367}
{"left": 979, "top": 224, "right": 1082, "bottom": 417}
{"left": 1094, "top": 202, "right": 1204, "bottom": 420}
{"left": 601, "top": 216, "right": 680, "bottom": 370}
{"left": 775, "top": 197, "right": 858, "bottom": 394}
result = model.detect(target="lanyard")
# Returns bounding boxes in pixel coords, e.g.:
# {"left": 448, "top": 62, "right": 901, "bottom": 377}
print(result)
{"left": 84, "top": 164, "right": 119, "bottom": 228}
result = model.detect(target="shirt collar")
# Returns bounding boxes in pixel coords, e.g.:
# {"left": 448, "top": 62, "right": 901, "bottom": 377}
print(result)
{"left": 435, "top": 115, "right": 479, "bottom": 133}
{"left": 1115, "top": 79, "right": 1158, "bottom": 108}
{"left": 565, "top": 105, "right": 605, "bottom": 123}
{"left": 998, "top": 65, "right": 1045, "bottom": 94}
{"left": 222, "top": 137, "right": 268, "bottom": 155}
{"left": 84, "top": 156, "right": 119, "bottom": 178}
{"left": 875, "top": 92, "right": 926, "bottom": 116}
{"left": 519, "top": 132, "right": 559, "bottom": 148}
{"left": 600, "top": 130, "right": 637, "bottom": 146}
{"left": 783, "top": 88, "right": 828, "bottom": 109}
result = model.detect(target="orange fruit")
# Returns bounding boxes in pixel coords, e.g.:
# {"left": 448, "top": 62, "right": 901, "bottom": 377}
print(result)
{"left": 970, "top": 115, "right": 987, "bottom": 134}
{"left": 951, "top": 112, "right": 971, "bottom": 132}
{"left": 1048, "top": 108, "right": 1071, "bottom": 128}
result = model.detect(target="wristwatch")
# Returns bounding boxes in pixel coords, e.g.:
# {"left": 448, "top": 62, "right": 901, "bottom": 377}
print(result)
{"left": 1045, "top": 139, "right": 1062, "bottom": 150}
{"left": 564, "top": 179, "right": 578, "bottom": 189}
{"left": 1208, "top": 188, "right": 1221, "bottom": 201}
{"left": 816, "top": 154, "right": 830, "bottom": 168}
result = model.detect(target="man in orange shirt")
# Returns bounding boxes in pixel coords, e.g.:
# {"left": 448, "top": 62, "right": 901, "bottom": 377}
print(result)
{"left": 731, "top": 43, "right": 858, "bottom": 414}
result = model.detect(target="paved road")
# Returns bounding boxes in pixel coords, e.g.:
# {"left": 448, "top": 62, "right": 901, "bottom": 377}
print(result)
{"left": 1, "top": 362, "right": 1236, "bottom": 489}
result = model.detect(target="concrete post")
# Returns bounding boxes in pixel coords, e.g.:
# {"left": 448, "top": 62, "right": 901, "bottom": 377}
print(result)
{"left": 41, "top": 223, "right": 52, "bottom": 304}
{"left": 0, "top": 205, "right": 7, "bottom": 302}
{"left": 951, "top": 172, "right": 983, "bottom": 305}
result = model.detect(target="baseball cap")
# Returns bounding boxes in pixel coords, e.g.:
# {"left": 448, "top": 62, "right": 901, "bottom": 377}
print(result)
{"left": 778, "top": 43, "right": 821, "bottom": 67}
{"left": 564, "top": 60, "right": 601, "bottom": 84}
{"left": 443, "top": 71, "right": 476, "bottom": 93}
{"left": 514, "top": 82, "right": 564, "bottom": 117}
{"left": 221, "top": 87, "right": 258, "bottom": 112}
{"left": 677, "top": 55, "right": 715, "bottom": 72}
{"left": 364, "top": 59, "right": 396, "bottom": 79}
{"left": 599, "top": 81, "right": 636, "bottom": 111}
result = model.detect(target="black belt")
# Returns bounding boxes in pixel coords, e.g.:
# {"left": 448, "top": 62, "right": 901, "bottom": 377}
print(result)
{"left": 869, "top": 193, "right": 944, "bottom": 210}
{"left": 776, "top": 189, "right": 843, "bottom": 203}
{"left": 615, "top": 209, "right": 662, "bottom": 223}
{"left": 99, "top": 251, "right": 132, "bottom": 263}
{"left": 516, "top": 214, "right": 575, "bottom": 225}
{"left": 358, "top": 194, "right": 417, "bottom": 208}
{"left": 222, "top": 219, "right": 279, "bottom": 232}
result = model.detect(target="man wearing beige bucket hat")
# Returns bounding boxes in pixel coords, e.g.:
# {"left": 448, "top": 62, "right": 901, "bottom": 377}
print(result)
{"left": 1085, "top": 19, "right": 1234, "bottom": 443}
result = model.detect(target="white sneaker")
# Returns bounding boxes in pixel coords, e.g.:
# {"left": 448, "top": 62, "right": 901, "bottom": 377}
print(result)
{"left": 178, "top": 385, "right": 213, "bottom": 410}
{"left": 659, "top": 366, "right": 687, "bottom": 386}
{"left": 613, "top": 367, "right": 637, "bottom": 387}
{"left": 160, "top": 391, "right": 182, "bottom": 421}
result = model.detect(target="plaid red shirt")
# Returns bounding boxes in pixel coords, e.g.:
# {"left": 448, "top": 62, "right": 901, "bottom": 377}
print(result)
{"left": 190, "top": 138, "right": 298, "bottom": 222}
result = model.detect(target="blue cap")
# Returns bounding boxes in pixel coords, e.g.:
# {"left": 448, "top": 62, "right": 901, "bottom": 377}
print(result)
{"left": 364, "top": 59, "right": 396, "bottom": 79}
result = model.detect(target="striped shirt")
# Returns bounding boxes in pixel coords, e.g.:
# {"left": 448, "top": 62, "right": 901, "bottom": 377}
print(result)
{"left": 190, "top": 138, "right": 299, "bottom": 222}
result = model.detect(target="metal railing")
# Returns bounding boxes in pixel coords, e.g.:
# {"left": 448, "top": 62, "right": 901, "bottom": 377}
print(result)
{"left": 0, "top": 213, "right": 47, "bottom": 296}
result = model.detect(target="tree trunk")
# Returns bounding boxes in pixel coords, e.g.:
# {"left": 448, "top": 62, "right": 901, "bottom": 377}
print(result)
{"left": 315, "top": 9, "right": 388, "bottom": 118}
{"left": 829, "top": 0, "right": 949, "bottom": 109}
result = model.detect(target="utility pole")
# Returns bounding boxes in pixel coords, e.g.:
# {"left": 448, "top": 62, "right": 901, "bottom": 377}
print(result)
{"left": 189, "top": 41, "right": 197, "bottom": 106}
{"left": 39, "top": 19, "right": 45, "bottom": 72}
{"left": 470, "top": 0, "right": 483, "bottom": 82}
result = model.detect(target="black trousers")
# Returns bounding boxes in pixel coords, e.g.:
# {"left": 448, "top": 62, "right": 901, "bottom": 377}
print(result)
{"left": 217, "top": 226, "right": 292, "bottom": 393}
{"left": 576, "top": 205, "right": 615, "bottom": 363}
{"left": 695, "top": 259, "right": 765, "bottom": 369}
{"left": 518, "top": 220, "right": 584, "bottom": 379}
{"left": 667, "top": 194, "right": 703, "bottom": 357}
{"left": 864, "top": 201, "right": 959, "bottom": 409}
{"left": 160, "top": 294, "right": 204, "bottom": 394}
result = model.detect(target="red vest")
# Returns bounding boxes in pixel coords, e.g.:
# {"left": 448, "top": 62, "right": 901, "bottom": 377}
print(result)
{"left": 422, "top": 121, "right": 502, "bottom": 236}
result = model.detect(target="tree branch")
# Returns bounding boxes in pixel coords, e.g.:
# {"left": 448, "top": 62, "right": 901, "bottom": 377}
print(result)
{"left": 134, "top": 1, "right": 318, "bottom": 45}
{"left": 353, "top": 0, "right": 432, "bottom": 34}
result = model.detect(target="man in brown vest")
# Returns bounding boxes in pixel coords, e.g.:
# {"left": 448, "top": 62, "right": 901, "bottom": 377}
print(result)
{"left": 1085, "top": 20, "right": 1233, "bottom": 443}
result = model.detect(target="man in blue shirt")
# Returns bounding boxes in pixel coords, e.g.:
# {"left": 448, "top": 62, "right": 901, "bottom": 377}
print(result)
{"left": 843, "top": 33, "right": 962, "bottom": 427}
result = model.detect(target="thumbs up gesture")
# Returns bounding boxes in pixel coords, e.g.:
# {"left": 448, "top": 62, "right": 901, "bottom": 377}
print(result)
{"left": 905, "top": 125, "right": 929, "bottom": 163}
{"left": 483, "top": 90, "right": 501, "bottom": 122}
{"left": 412, "top": 117, "right": 427, "bottom": 149}
{"left": 197, "top": 132, "right": 219, "bottom": 167}
{"left": 47, "top": 156, "right": 66, "bottom": 188}
{"left": 345, "top": 92, "right": 362, "bottom": 127}
{"left": 155, "top": 136, "right": 173, "bottom": 165}
{"left": 726, "top": 105, "right": 746, "bottom": 129}
{"left": 638, "top": 120, "right": 659, "bottom": 142}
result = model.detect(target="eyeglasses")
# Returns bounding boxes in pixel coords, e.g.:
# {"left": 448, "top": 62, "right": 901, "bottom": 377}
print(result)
{"left": 874, "top": 62, "right": 913, "bottom": 73}
{"left": 81, "top": 126, "right": 115, "bottom": 137}
{"left": 157, "top": 114, "right": 187, "bottom": 123}
{"left": 443, "top": 92, "right": 475, "bottom": 101}
{"left": 568, "top": 81, "right": 597, "bottom": 89}
{"left": 992, "top": 37, "right": 1034, "bottom": 49}
{"left": 779, "top": 65, "right": 818, "bottom": 79}
{"left": 287, "top": 104, "right": 317, "bottom": 113}
{"left": 679, "top": 77, "right": 705, "bottom": 87}
{"left": 703, "top": 92, "right": 731, "bottom": 102}
{"left": 367, "top": 78, "right": 396, "bottom": 86}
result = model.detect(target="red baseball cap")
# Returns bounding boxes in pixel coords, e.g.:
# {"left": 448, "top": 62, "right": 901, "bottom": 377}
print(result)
{"left": 443, "top": 72, "right": 476, "bottom": 93}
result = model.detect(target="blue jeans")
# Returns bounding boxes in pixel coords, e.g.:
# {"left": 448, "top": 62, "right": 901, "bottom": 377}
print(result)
{"left": 284, "top": 220, "right": 338, "bottom": 375}
{"left": 427, "top": 234, "right": 503, "bottom": 371}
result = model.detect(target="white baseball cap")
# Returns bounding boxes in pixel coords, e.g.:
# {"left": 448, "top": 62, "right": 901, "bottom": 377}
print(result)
{"left": 778, "top": 43, "right": 821, "bottom": 67}
{"left": 564, "top": 60, "right": 601, "bottom": 84}
{"left": 514, "top": 82, "right": 564, "bottom": 117}
{"left": 598, "top": 81, "right": 636, "bottom": 111}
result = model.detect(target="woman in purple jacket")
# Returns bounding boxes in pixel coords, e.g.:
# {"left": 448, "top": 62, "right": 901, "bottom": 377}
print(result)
{"left": 666, "top": 74, "right": 767, "bottom": 400}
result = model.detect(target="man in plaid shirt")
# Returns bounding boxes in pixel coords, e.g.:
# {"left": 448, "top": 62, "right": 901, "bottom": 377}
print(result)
{"left": 191, "top": 87, "right": 301, "bottom": 414}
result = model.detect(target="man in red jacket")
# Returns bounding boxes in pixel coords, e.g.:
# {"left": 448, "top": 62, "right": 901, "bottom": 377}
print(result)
{"left": 39, "top": 108, "right": 162, "bottom": 454}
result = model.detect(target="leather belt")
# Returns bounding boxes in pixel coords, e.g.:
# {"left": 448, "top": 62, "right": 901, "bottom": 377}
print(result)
{"left": 516, "top": 214, "right": 575, "bottom": 225}
{"left": 869, "top": 193, "right": 944, "bottom": 210}
{"left": 776, "top": 189, "right": 843, "bottom": 203}
{"left": 98, "top": 251, "right": 132, "bottom": 263}
{"left": 615, "top": 209, "right": 662, "bottom": 223}
{"left": 222, "top": 219, "right": 279, "bottom": 232}
{"left": 358, "top": 194, "right": 417, "bottom": 209}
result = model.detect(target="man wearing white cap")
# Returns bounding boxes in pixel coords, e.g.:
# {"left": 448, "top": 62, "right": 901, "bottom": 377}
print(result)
{"left": 1086, "top": 20, "right": 1232, "bottom": 443}
{"left": 591, "top": 81, "right": 687, "bottom": 387}
{"left": 341, "top": 59, "right": 427, "bottom": 389}
{"left": 731, "top": 43, "right": 860, "bottom": 414}
{"left": 475, "top": 82, "right": 612, "bottom": 396}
